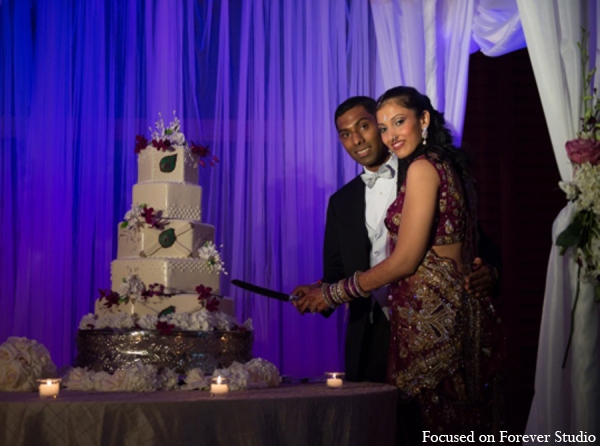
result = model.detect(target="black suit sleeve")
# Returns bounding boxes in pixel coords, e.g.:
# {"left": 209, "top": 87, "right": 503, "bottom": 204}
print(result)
{"left": 322, "top": 198, "right": 346, "bottom": 284}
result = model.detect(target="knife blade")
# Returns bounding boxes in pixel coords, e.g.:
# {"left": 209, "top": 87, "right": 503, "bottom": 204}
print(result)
{"left": 231, "top": 279, "right": 299, "bottom": 302}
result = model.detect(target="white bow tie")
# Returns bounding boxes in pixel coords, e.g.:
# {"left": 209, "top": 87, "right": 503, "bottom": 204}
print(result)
{"left": 361, "top": 164, "right": 395, "bottom": 189}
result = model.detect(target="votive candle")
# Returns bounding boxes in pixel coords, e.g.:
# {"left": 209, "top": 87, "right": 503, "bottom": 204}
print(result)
{"left": 326, "top": 372, "right": 344, "bottom": 389}
{"left": 38, "top": 379, "right": 61, "bottom": 398}
{"left": 210, "top": 376, "right": 229, "bottom": 395}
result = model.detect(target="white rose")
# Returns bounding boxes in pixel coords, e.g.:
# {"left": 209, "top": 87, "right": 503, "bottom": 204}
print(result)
{"left": 90, "top": 371, "right": 121, "bottom": 391}
{"left": 112, "top": 313, "right": 135, "bottom": 329}
{"left": 189, "top": 311, "right": 211, "bottom": 331}
{"left": 168, "top": 131, "right": 186, "bottom": 146}
{"left": 79, "top": 313, "right": 97, "bottom": 330}
{"left": 182, "top": 368, "right": 209, "bottom": 390}
{"left": 63, "top": 367, "right": 91, "bottom": 391}
{"left": 137, "top": 314, "right": 158, "bottom": 330}
{"left": 0, "top": 342, "right": 20, "bottom": 363}
{"left": 0, "top": 359, "right": 31, "bottom": 391}
{"left": 213, "top": 362, "right": 249, "bottom": 391}
{"left": 122, "top": 363, "right": 157, "bottom": 392}
{"left": 245, "top": 358, "right": 280, "bottom": 388}
{"left": 157, "top": 368, "right": 179, "bottom": 391}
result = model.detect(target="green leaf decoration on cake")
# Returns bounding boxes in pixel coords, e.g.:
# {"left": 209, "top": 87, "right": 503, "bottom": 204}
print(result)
{"left": 158, "top": 306, "right": 176, "bottom": 318}
{"left": 160, "top": 154, "right": 177, "bottom": 173}
{"left": 159, "top": 228, "right": 176, "bottom": 248}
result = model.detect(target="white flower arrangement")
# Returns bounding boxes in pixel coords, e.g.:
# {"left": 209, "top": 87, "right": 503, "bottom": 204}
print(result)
{"left": 0, "top": 337, "right": 57, "bottom": 392}
{"left": 121, "top": 204, "right": 146, "bottom": 232}
{"left": 62, "top": 359, "right": 280, "bottom": 392}
{"left": 79, "top": 309, "right": 251, "bottom": 333}
{"left": 150, "top": 112, "right": 187, "bottom": 149}
{"left": 556, "top": 28, "right": 600, "bottom": 367}
{"left": 198, "top": 241, "right": 228, "bottom": 275}
{"left": 559, "top": 162, "right": 600, "bottom": 284}
{"left": 117, "top": 274, "right": 147, "bottom": 303}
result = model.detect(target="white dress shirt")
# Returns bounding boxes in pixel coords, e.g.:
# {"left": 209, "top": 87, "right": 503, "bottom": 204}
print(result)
{"left": 364, "top": 155, "right": 398, "bottom": 320}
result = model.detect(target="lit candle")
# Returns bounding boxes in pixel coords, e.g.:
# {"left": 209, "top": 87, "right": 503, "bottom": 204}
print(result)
{"left": 326, "top": 373, "right": 344, "bottom": 389}
{"left": 210, "top": 376, "right": 229, "bottom": 395}
{"left": 38, "top": 379, "right": 61, "bottom": 398}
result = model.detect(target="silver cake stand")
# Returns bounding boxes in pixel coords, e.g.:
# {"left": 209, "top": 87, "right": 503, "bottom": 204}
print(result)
{"left": 75, "top": 329, "right": 254, "bottom": 374}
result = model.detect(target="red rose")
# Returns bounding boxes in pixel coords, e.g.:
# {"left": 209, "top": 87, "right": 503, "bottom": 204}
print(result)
{"left": 566, "top": 138, "right": 600, "bottom": 165}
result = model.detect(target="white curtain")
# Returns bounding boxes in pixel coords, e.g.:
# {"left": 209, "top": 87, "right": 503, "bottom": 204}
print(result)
{"left": 370, "top": 0, "right": 525, "bottom": 142}
{"left": 518, "top": 0, "right": 600, "bottom": 439}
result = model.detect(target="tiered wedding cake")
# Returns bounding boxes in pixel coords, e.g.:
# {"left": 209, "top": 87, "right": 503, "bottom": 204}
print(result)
{"left": 75, "top": 114, "right": 252, "bottom": 374}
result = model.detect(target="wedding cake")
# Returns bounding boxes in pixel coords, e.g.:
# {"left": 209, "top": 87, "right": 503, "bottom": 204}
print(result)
{"left": 75, "top": 114, "right": 253, "bottom": 375}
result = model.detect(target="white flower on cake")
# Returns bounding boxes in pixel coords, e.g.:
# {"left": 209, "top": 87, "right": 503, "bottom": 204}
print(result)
{"left": 137, "top": 314, "right": 159, "bottom": 330}
{"left": 0, "top": 337, "right": 57, "bottom": 392}
{"left": 79, "top": 309, "right": 247, "bottom": 333}
{"left": 79, "top": 313, "right": 98, "bottom": 330}
{"left": 117, "top": 274, "right": 147, "bottom": 303}
{"left": 197, "top": 241, "right": 228, "bottom": 275}
{"left": 121, "top": 204, "right": 145, "bottom": 232}
{"left": 120, "top": 204, "right": 167, "bottom": 233}
{"left": 150, "top": 112, "right": 186, "bottom": 150}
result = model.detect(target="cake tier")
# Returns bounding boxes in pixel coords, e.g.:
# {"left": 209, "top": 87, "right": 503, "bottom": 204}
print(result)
{"left": 138, "top": 146, "right": 198, "bottom": 184}
{"left": 74, "top": 329, "right": 253, "bottom": 374}
{"left": 133, "top": 182, "right": 202, "bottom": 221}
{"left": 111, "top": 258, "right": 220, "bottom": 294}
{"left": 95, "top": 294, "right": 235, "bottom": 318}
{"left": 117, "top": 221, "right": 215, "bottom": 259}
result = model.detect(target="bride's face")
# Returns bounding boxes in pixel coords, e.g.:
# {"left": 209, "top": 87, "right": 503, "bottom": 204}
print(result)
{"left": 377, "top": 102, "right": 429, "bottom": 159}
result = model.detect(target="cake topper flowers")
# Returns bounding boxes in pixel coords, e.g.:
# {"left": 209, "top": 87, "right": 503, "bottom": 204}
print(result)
{"left": 556, "top": 28, "right": 600, "bottom": 367}
{"left": 134, "top": 112, "right": 219, "bottom": 167}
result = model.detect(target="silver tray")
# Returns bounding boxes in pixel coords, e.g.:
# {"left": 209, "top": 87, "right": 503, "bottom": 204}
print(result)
{"left": 74, "top": 329, "right": 254, "bottom": 374}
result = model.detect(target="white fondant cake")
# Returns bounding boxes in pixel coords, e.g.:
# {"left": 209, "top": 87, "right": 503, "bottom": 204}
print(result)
{"left": 133, "top": 182, "right": 202, "bottom": 221}
{"left": 137, "top": 145, "right": 199, "bottom": 184}
{"left": 85, "top": 113, "right": 233, "bottom": 323}
{"left": 117, "top": 222, "right": 215, "bottom": 260}
{"left": 76, "top": 113, "right": 250, "bottom": 376}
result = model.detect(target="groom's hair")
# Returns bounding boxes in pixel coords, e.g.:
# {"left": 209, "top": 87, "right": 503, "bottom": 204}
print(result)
{"left": 334, "top": 96, "right": 377, "bottom": 128}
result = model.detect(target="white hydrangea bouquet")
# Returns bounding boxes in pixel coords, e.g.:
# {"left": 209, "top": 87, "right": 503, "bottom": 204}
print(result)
{"left": 0, "top": 337, "right": 57, "bottom": 391}
{"left": 556, "top": 29, "right": 600, "bottom": 366}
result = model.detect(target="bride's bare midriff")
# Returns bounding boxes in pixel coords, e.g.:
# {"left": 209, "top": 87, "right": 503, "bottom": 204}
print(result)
{"left": 431, "top": 242, "right": 465, "bottom": 274}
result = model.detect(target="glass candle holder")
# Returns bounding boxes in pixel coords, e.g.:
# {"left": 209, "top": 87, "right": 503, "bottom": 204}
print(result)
{"left": 210, "top": 376, "right": 229, "bottom": 395}
{"left": 325, "top": 372, "right": 345, "bottom": 389}
{"left": 37, "top": 378, "right": 62, "bottom": 398}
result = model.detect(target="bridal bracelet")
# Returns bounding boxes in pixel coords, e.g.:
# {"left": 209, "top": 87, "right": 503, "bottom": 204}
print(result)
{"left": 321, "top": 271, "right": 371, "bottom": 308}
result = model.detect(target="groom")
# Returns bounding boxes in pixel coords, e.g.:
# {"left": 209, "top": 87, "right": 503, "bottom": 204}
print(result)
{"left": 293, "top": 96, "right": 500, "bottom": 383}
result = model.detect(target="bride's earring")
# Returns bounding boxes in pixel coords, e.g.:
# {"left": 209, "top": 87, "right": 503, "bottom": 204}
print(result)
{"left": 421, "top": 127, "right": 428, "bottom": 145}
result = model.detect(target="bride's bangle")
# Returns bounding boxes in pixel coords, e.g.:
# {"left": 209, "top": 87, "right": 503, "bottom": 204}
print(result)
{"left": 349, "top": 271, "right": 370, "bottom": 298}
{"left": 321, "top": 284, "right": 338, "bottom": 309}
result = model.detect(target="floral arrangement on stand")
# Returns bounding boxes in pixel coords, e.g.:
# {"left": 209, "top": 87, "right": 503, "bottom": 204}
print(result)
{"left": 556, "top": 28, "right": 600, "bottom": 367}
{"left": 61, "top": 358, "right": 280, "bottom": 392}
{"left": 0, "top": 337, "right": 57, "bottom": 391}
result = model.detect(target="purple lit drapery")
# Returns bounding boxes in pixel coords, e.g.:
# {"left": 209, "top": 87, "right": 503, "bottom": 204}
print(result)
{"left": 0, "top": 0, "right": 376, "bottom": 375}
{"left": 1, "top": 0, "right": 526, "bottom": 376}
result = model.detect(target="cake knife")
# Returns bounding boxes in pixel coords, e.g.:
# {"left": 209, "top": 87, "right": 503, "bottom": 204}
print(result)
{"left": 231, "top": 279, "right": 299, "bottom": 302}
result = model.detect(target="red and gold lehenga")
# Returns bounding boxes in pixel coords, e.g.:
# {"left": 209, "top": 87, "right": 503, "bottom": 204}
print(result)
{"left": 385, "top": 153, "right": 503, "bottom": 438}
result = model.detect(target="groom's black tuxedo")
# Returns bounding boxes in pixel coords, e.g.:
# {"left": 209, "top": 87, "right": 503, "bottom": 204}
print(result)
{"left": 322, "top": 173, "right": 502, "bottom": 383}
{"left": 322, "top": 175, "right": 390, "bottom": 383}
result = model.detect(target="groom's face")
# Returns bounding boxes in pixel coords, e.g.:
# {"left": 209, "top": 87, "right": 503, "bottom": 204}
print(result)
{"left": 336, "top": 105, "right": 388, "bottom": 172}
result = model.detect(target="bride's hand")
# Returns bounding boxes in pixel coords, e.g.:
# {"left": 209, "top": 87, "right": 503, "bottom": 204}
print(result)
{"left": 291, "top": 284, "right": 330, "bottom": 314}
